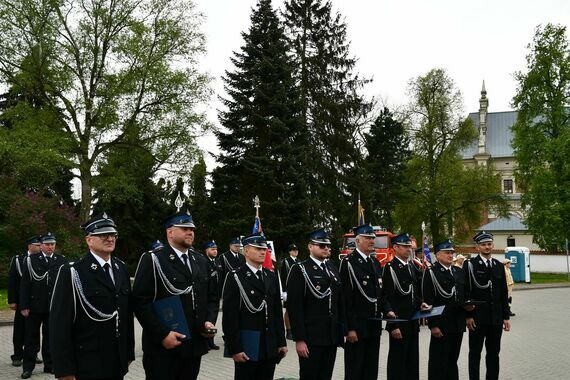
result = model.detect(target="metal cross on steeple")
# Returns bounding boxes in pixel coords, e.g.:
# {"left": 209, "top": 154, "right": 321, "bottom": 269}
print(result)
{"left": 253, "top": 195, "right": 260, "bottom": 217}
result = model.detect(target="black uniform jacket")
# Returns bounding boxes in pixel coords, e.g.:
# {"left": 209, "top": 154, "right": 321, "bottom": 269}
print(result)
{"left": 287, "top": 259, "right": 345, "bottom": 346}
{"left": 204, "top": 254, "right": 223, "bottom": 301}
{"left": 279, "top": 256, "right": 297, "bottom": 289}
{"left": 222, "top": 265, "right": 286, "bottom": 359}
{"left": 132, "top": 245, "right": 219, "bottom": 357}
{"left": 382, "top": 257, "right": 422, "bottom": 333}
{"left": 339, "top": 250, "right": 391, "bottom": 339}
{"left": 217, "top": 251, "right": 246, "bottom": 290}
{"left": 422, "top": 262, "right": 466, "bottom": 333}
{"left": 49, "top": 253, "right": 135, "bottom": 379}
{"left": 462, "top": 255, "right": 510, "bottom": 325}
{"left": 8, "top": 253, "right": 26, "bottom": 305}
{"left": 20, "top": 252, "right": 67, "bottom": 313}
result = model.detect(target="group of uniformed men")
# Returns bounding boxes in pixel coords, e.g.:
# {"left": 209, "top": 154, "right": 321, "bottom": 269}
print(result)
{"left": 7, "top": 210, "right": 510, "bottom": 380}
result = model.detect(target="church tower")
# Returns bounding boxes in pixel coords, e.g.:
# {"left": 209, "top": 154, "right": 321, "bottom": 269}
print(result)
{"left": 474, "top": 81, "right": 491, "bottom": 165}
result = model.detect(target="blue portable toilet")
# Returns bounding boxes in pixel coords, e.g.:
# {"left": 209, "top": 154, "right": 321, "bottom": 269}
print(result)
{"left": 504, "top": 247, "right": 531, "bottom": 283}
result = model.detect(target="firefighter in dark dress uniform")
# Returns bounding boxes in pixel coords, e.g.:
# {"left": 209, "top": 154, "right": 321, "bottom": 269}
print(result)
{"left": 463, "top": 231, "right": 511, "bottom": 380}
{"left": 217, "top": 238, "right": 246, "bottom": 294}
{"left": 203, "top": 240, "right": 222, "bottom": 350}
{"left": 339, "top": 224, "right": 396, "bottom": 380}
{"left": 287, "top": 229, "right": 344, "bottom": 380}
{"left": 19, "top": 233, "right": 67, "bottom": 378}
{"left": 279, "top": 243, "right": 299, "bottom": 339}
{"left": 50, "top": 213, "right": 135, "bottom": 380}
{"left": 422, "top": 239, "right": 469, "bottom": 380}
{"left": 382, "top": 233, "right": 429, "bottom": 380}
{"left": 7, "top": 236, "right": 42, "bottom": 367}
{"left": 132, "top": 210, "right": 219, "bottom": 380}
{"left": 222, "top": 234, "right": 288, "bottom": 380}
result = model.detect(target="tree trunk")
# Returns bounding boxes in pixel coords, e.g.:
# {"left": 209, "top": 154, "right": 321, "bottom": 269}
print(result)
{"left": 79, "top": 165, "right": 93, "bottom": 221}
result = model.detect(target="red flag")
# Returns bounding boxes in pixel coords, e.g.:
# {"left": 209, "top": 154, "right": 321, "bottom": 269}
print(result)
{"left": 253, "top": 215, "right": 273, "bottom": 271}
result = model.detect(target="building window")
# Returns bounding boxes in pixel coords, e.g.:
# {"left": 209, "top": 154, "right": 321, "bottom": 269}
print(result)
{"left": 507, "top": 236, "right": 516, "bottom": 247}
{"left": 503, "top": 179, "right": 514, "bottom": 194}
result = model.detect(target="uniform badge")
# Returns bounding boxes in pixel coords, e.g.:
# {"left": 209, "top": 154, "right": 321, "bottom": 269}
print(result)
{"left": 440, "top": 268, "right": 444, "bottom": 272}
{"left": 90, "top": 263, "right": 98, "bottom": 270}
{"left": 378, "top": 278, "right": 383, "bottom": 286}
{"left": 358, "top": 258, "right": 363, "bottom": 263}
{"left": 169, "top": 254, "right": 175, "bottom": 260}
{"left": 313, "top": 265, "right": 318, "bottom": 270}
{"left": 246, "top": 272, "right": 251, "bottom": 277}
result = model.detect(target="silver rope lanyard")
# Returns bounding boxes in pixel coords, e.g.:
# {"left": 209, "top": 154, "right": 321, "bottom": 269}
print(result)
{"left": 467, "top": 261, "right": 492, "bottom": 290}
{"left": 427, "top": 268, "right": 456, "bottom": 299}
{"left": 150, "top": 253, "right": 195, "bottom": 310}
{"left": 347, "top": 261, "right": 378, "bottom": 316}
{"left": 70, "top": 267, "right": 119, "bottom": 337}
{"left": 223, "top": 255, "right": 236, "bottom": 271}
{"left": 389, "top": 265, "right": 414, "bottom": 306}
{"left": 299, "top": 265, "right": 332, "bottom": 315}
{"left": 233, "top": 273, "right": 268, "bottom": 328}
{"left": 15, "top": 256, "right": 23, "bottom": 277}
{"left": 26, "top": 256, "right": 48, "bottom": 282}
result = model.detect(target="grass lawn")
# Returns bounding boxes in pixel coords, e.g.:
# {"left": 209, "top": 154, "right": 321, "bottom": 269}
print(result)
{"left": 0, "top": 288, "right": 9, "bottom": 311}
{"left": 530, "top": 272, "right": 570, "bottom": 284}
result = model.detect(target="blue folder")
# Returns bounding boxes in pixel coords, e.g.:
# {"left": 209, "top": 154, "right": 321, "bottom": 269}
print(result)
{"left": 411, "top": 305, "right": 446, "bottom": 320}
{"left": 224, "top": 330, "right": 261, "bottom": 361}
{"left": 152, "top": 295, "right": 191, "bottom": 341}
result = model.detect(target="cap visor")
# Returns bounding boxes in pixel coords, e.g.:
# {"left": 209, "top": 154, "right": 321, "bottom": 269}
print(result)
{"left": 172, "top": 222, "right": 196, "bottom": 228}
{"left": 247, "top": 243, "right": 267, "bottom": 249}
{"left": 357, "top": 233, "right": 376, "bottom": 238}
{"left": 90, "top": 226, "right": 118, "bottom": 235}
{"left": 311, "top": 239, "right": 331, "bottom": 245}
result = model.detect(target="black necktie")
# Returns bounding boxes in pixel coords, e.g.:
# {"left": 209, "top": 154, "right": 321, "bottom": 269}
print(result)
{"left": 103, "top": 263, "right": 115, "bottom": 285}
{"left": 321, "top": 263, "right": 329, "bottom": 277}
{"left": 182, "top": 254, "right": 192, "bottom": 273}
{"left": 256, "top": 270, "right": 264, "bottom": 286}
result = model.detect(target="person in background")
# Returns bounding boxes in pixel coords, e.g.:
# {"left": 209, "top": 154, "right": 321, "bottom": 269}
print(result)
{"left": 7, "top": 236, "right": 42, "bottom": 367}
{"left": 502, "top": 259, "right": 515, "bottom": 317}
{"left": 453, "top": 254, "right": 466, "bottom": 268}
{"left": 203, "top": 240, "right": 222, "bottom": 350}
{"left": 279, "top": 243, "right": 299, "bottom": 340}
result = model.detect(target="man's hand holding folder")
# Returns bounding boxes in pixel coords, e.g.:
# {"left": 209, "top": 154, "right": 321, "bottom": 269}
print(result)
{"left": 161, "top": 331, "right": 187, "bottom": 349}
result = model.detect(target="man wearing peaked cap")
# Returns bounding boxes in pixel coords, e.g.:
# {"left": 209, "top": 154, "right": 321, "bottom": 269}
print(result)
{"left": 50, "top": 213, "right": 135, "bottom": 380}
{"left": 222, "top": 233, "right": 287, "bottom": 379}
{"left": 202, "top": 240, "right": 222, "bottom": 350}
{"left": 217, "top": 237, "right": 246, "bottom": 296}
{"left": 463, "top": 231, "right": 510, "bottom": 380}
{"left": 7, "top": 236, "right": 42, "bottom": 367}
{"left": 382, "top": 232, "right": 429, "bottom": 380}
{"left": 279, "top": 243, "right": 299, "bottom": 340}
{"left": 286, "top": 229, "right": 344, "bottom": 380}
{"left": 150, "top": 240, "right": 165, "bottom": 251}
{"left": 132, "top": 210, "right": 219, "bottom": 380}
{"left": 340, "top": 224, "right": 395, "bottom": 380}
{"left": 19, "top": 233, "right": 68, "bottom": 378}
{"left": 423, "top": 239, "right": 468, "bottom": 380}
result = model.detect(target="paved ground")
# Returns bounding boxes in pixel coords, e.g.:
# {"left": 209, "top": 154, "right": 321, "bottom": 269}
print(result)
{"left": 1, "top": 287, "right": 569, "bottom": 379}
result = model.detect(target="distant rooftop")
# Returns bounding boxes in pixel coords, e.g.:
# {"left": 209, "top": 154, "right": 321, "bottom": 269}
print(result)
{"left": 476, "top": 214, "right": 527, "bottom": 232}
{"left": 461, "top": 111, "right": 517, "bottom": 159}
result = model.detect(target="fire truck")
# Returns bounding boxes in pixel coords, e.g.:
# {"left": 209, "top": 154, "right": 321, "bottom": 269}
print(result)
{"left": 339, "top": 226, "right": 396, "bottom": 267}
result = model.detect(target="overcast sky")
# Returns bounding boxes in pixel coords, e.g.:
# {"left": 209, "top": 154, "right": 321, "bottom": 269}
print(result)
{"left": 194, "top": 0, "right": 569, "bottom": 164}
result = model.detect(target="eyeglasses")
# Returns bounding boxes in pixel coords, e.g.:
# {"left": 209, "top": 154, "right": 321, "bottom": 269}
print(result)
{"left": 95, "top": 233, "right": 118, "bottom": 240}
{"left": 312, "top": 243, "right": 331, "bottom": 249}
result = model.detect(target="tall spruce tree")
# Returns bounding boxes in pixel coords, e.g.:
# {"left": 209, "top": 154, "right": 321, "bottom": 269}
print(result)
{"left": 362, "top": 108, "right": 410, "bottom": 230}
{"left": 210, "top": 0, "right": 310, "bottom": 254}
{"left": 283, "top": 0, "right": 371, "bottom": 235}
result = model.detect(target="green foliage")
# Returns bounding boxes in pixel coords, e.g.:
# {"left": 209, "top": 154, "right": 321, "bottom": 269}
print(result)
{"left": 283, "top": 0, "right": 372, "bottom": 236}
{"left": 0, "top": 0, "right": 211, "bottom": 219}
{"left": 395, "top": 68, "right": 508, "bottom": 243}
{"left": 512, "top": 23, "right": 570, "bottom": 251}
{"left": 211, "top": 0, "right": 311, "bottom": 255}
{"left": 362, "top": 108, "right": 410, "bottom": 230}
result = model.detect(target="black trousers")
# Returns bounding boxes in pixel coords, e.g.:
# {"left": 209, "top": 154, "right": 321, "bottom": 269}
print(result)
{"left": 142, "top": 353, "right": 201, "bottom": 380}
{"left": 468, "top": 324, "right": 503, "bottom": 380}
{"left": 12, "top": 309, "right": 26, "bottom": 360}
{"left": 428, "top": 331, "right": 464, "bottom": 380}
{"left": 344, "top": 336, "right": 381, "bottom": 380}
{"left": 299, "top": 344, "right": 337, "bottom": 380}
{"left": 387, "top": 326, "right": 419, "bottom": 380}
{"left": 234, "top": 359, "right": 276, "bottom": 380}
{"left": 23, "top": 312, "right": 51, "bottom": 371}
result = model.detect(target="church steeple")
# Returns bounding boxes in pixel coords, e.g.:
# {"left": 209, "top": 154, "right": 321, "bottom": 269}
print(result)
{"left": 478, "top": 80, "right": 488, "bottom": 154}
